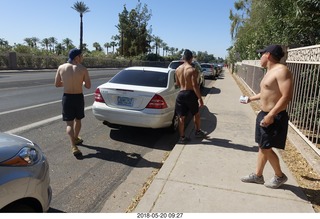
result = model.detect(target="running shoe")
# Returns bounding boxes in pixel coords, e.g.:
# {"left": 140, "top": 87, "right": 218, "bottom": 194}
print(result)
{"left": 195, "top": 129, "right": 207, "bottom": 138}
{"left": 264, "top": 174, "right": 288, "bottom": 189}
{"left": 178, "top": 136, "right": 190, "bottom": 144}
{"left": 75, "top": 137, "right": 83, "bottom": 145}
{"left": 71, "top": 145, "right": 82, "bottom": 157}
{"left": 241, "top": 173, "right": 265, "bottom": 184}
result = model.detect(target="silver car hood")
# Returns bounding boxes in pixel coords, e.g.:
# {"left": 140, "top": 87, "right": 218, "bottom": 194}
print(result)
{"left": 0, "top": 133, "right": 34, "bottom": 162}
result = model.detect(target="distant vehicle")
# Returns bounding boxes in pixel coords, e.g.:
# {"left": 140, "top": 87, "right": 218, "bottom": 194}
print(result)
{"left": 215, "top": 63, "right": 224, "bottom": 75}
{"left": 168, "top": 60, "right": 205, "bottom": 88}
{"left": 92, "top": 66, "right": 180, "bottom": 132}
{"left": 0, "top": 132, "right": 52, "bottom": 212}
{"left": 200, "top": 63, "right": 217, "bottom": 79}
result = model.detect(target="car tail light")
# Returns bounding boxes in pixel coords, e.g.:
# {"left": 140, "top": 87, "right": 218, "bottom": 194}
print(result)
{"left": 146, "top": 94, "right": 168, "bottom": 109}
{"left": 94, "top": 88, "right": 105, "bottom": 103}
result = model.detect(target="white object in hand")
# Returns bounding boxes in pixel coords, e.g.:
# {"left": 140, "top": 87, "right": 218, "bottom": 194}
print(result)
{"left": 239, "top": 96, "right": 249, "bottom": 103}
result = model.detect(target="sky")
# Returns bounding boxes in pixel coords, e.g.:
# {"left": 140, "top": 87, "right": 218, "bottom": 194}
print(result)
{"left": 0, "top": 0, "right": 237, "bottom": 58}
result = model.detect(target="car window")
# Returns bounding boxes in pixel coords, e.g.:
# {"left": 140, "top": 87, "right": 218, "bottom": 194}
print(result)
{"left": 110, "top": 69, "right": 168, "bottom": 87}
{"left": 201, "top": 64, "right": 211, "bottom": 68}
{"left": 169, "top": 61, "right": 184, "bottom": 69}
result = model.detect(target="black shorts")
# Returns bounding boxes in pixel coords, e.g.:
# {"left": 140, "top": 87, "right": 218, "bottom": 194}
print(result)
{"left": 62, "top": 93, "right": 85, "bottom": 121}
{"left": 255, "top": 110, "right": 289, "bottom": 149}
{"left": 175, "top": 90, "right": 199, "bottom": 116}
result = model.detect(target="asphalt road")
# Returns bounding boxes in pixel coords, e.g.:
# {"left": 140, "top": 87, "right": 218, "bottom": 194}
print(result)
{"left": 1, "top": 69, "right": 202, "bottom": 212}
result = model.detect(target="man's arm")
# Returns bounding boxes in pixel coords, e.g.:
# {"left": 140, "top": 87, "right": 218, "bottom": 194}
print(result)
{"left": 54, "top": 69, "right": 63, "bottom": 87}
{"left": 248, "top": 93, "right": 261, "bottom": 103}
{"left": 174, "top": 69, "right": 181, "bottom": 88}
{"left": 83, "top": 68, "right": 91, "bottom": 89}
{"left": 191, "top": 69, "right": 203, "bottom": 107}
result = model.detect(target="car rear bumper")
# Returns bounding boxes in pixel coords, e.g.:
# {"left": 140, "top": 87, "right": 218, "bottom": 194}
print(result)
{"left": 92, "top": 102, "right": 174, "bottom": 129}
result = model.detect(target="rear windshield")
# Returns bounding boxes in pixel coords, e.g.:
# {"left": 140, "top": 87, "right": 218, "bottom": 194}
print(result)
{"left": 201, "top": 64, "right": 212, "bottom": 68}
{"left": 110, "top": 69, "right": 168, "bottom": 87}
{"left": 168, "top": 61, "right": 184, "bottom": 69}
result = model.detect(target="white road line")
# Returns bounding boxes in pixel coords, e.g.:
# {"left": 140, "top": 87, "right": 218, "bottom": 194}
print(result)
{"left": 0, "top": 93, "right": 94, "bottom": 116}
{"left": 5, "top": 106, "right": 93, "bottom": 134}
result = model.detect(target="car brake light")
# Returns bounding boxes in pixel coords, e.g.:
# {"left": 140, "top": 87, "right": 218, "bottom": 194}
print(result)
{"left": 94, "top": 88, "right": 105, "bottom": 103}
{"left": 146, "top": 94, "right": 168, "bottom": 109}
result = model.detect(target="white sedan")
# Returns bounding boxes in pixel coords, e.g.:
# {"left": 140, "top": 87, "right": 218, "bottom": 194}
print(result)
{"left": 92, "top": 66, "right": 180, "bottom": 132}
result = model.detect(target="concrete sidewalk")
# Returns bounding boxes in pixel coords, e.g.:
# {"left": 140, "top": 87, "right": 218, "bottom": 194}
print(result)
{"left": 133, "top": 69, "right": 314, "bottom": 213}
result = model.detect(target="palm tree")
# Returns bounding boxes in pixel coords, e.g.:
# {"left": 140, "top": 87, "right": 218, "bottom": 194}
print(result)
{"left": 110, "top": 41, "right": 117, "bottom": 53}
{"left": 104, "top": 42, "right": 111, "bottom": 54}
{"left": 49, "top": 37, "right": 58, "bottom": 53}
{"left": 153, "top": 36, "right": 162, "bottom": 56}
{"left": 24, "top": 38, "right": 33, "bottom": 47}
{"left": 0, "top": 38, "right": 9, "bottom": 47}
{"left": 62, "top": 38, "right": 73, "bottom": 50}
{"left": 93, "top": 42, "right": 102, "bottom": 51}
{"left": 71, "top": 1, "right": 90, "bottom": 51}
{"left": 41, "top": 38, "right": 50, "bottom": 52}
{"left": 31, "top": 37, "right": 40, "bottom": 49}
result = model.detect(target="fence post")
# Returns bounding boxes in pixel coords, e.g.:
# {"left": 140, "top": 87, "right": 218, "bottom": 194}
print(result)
{"left": 8, "top": 52, "right": 17, "bottom": 70}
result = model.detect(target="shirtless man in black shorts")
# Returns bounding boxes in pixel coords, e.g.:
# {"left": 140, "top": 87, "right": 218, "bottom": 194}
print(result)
{"left": 55, "top": 48, "right": 91, "bottom": 157}
{"left": 175, "top": 49, "right": 207, "bottom": 144}
{"left": 240, "top": 45, "right": 293, "bottom": 188}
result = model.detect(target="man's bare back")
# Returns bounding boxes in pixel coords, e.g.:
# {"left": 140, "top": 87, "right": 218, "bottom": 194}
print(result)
{"left": 175, "top": 63, "right": 199, "bottom": 91}
{"left": 259, "top": 63, "right": 293, "bottom": 113}
{"left": 55, "top": 63, "right": 91, "bottom": 94}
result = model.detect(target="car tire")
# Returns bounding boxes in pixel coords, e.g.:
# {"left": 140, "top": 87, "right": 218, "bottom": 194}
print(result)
{"left": 1, "top": 203, "right": 38, "bottom": 212}
{"left": 167, "top": 113, "right": 179, "bottom": 133}
{"left": 201, "top": 78, "right": 205, "bottom": 88}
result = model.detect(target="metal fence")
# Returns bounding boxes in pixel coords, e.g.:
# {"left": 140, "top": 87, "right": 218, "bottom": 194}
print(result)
{"left": 235, "top": 45, "right": 320, "bottom": 153}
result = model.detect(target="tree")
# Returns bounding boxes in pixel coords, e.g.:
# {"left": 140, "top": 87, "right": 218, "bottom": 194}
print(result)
{"left": 110, "top": 41, "right": 117, "bottom": 53}
{"left": 0, "top": 38, "right": 9, "bottom": 47}
{"left": 114, "top": 2, "right": 152, "bottom": 57}
{"left": 41, "top": 38, "right": 50, "bottom": 52}
{"left": 62, "top": 38, "right": 74, "bottom": 50}
{"left": 71, "top": 1, "right": 90, "bottom": 51}
{"left": 104, "top": 42, "right": 111, "bottom": 54}
{"left": 161, "top": 42, "right": 168, "bottom": 56}
{"left": 24, "top": 38, "right": 33, "bottom": 48}
{"left": 55, "top": 43, "right": 65, "bottom": 55}
{"left": 49, "top": 37, "right": 58, "bottom": 53}
{"left": 93, "top": 42, "right": 102, "bottom": 51}
{"left": 153, "top": 35, "right": 162, "bottom": 56}
{"left": 229, "top": 0, "right": 320, "bottom": 61}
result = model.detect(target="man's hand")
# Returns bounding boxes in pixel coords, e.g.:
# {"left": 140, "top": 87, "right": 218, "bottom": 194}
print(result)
{"left": 260, "top": 114, "right": 274, "bottom": 127}
{"left": 198, "top": 98, "right": 204, "bottom": 107}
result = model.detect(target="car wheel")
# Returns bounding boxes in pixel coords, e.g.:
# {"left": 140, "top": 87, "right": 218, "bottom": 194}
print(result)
{"left": 1, "top": 203, "right": 38, "bottom": 212}
{"left": 202, "top": 78, "right": 205, "bottom": 87}
{"left": 167, "top": 113, "right": 179, "bottom": 133}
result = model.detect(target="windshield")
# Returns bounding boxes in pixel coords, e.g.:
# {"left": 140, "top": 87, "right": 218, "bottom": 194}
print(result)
{"left": 110, "top": 69, "right": 168, "bottom": 88}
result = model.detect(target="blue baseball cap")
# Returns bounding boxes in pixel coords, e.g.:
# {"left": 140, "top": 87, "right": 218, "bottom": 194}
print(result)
{"left": 68, "top": 48, "right": 82, "bottom": 63}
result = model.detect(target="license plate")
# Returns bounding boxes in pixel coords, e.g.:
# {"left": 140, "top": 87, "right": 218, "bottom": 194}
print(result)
{"left": 117, "top": 96, "right": 133, "bottom": 107}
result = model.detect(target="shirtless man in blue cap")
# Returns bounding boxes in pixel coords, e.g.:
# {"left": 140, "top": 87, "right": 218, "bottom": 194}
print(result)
{"left": 55, "top": 48, "right": 91, "bottom": 158}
